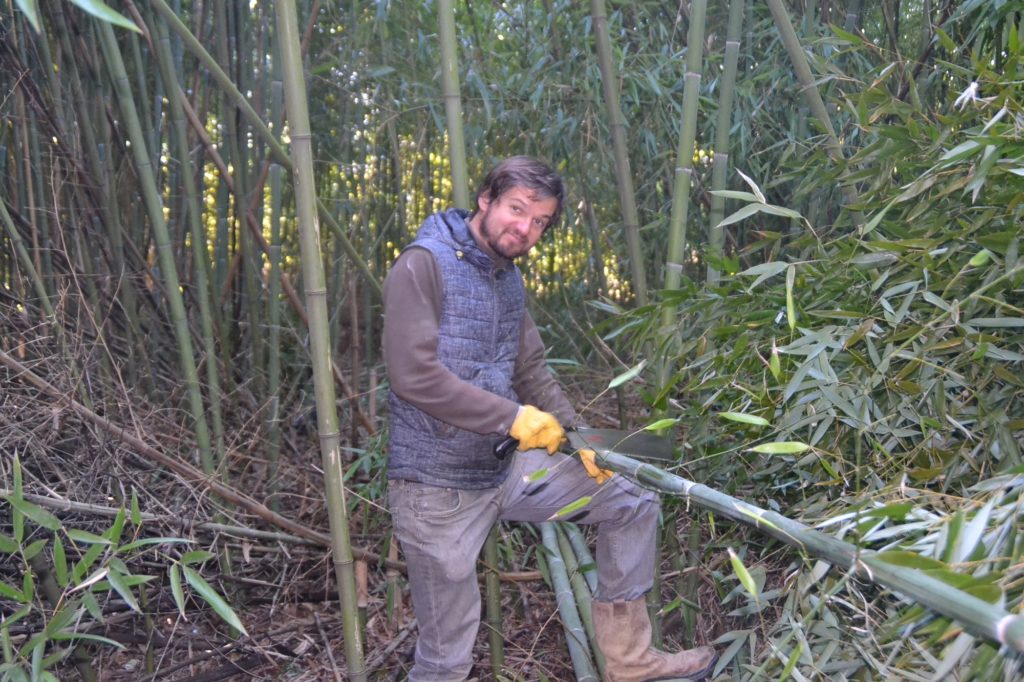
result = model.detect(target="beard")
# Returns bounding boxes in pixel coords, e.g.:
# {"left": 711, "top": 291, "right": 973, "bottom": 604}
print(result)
{"left": 478, "top": 209, "right": 531, "bottom": 260}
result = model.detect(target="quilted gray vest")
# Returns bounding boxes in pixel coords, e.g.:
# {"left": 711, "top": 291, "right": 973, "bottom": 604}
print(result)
{"left": 387, "top": 209, "right": 525, "bottom": 488}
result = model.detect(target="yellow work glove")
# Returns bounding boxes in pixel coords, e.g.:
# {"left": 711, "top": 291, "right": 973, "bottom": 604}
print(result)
{"left": 509, "top": 405, "right": 566, "bottom": 454}
{"left": 579, "top": 449, "right": 615, "bottom": 485}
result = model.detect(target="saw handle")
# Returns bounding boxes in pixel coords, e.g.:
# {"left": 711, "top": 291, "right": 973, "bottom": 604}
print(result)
{"left": 494, "top": 436, "right": 518, "bottom": 460}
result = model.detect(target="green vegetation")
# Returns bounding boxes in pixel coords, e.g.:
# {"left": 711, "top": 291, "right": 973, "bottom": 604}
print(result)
{"left": 0, "top": 0, "right": 1021, "bottom": 679}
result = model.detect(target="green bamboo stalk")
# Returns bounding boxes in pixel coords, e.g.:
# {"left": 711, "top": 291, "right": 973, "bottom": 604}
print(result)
{"left": 483, "top": 527, "right": 505, "bottom": 672}
{"left": 152, "top": 8, "right": 227, "bottom": 465}
{"left": 663, "top": 0, "right": 707, "bottom": 297}
{"left": 844, "top": 0, "right": 864, "bottom": 33}
{"left": 150, "top": 0, "right": 381, "bottom": 300}
{"left": 273, "top": 2, "right": 366, "bottom": 679}
{"left": 707, "top": 0, "right": 746, "bottom": 286}
{"left": 438, "top": 0, "right": 469, "bottom": 208}
{"left": 215, "top": 1, "right": 264, "bottom": 388}
{"left": 436, "top": 0, "right": 504, "bottom": 669}
{"left": 556, "top": 524, "right": 606, "bottom": 679}
{"left": 765, "top": 0, "right": 863, "bottom": 231}
{"left": 266, "top": 144, "right": 285, "bottom": 513}
{"left": 590, "top": 0, "right": 648, "bottom": 305}
{"left": 541, "top": 523, "right": 599, "bottom": 681}
{"left": 96, "top": 20, "right": 215, "bottom": 473}
{"left": 594, "top": 450, "right": 1024, "bottom": 655}
{"left": 563, "top": 523, "right": 598, "bottom": 593}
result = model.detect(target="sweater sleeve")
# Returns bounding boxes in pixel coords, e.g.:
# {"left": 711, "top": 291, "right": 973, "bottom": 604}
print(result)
{"left": 382, "top": 247, "right": 521, "bottom": 435}
{"left": 511, "top": 312, "right": 579, "bottom": 427}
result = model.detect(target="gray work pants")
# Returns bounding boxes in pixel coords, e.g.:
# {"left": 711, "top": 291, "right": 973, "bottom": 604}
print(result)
{"left": 388, "top": 448, "right": 660, "bottom": 682}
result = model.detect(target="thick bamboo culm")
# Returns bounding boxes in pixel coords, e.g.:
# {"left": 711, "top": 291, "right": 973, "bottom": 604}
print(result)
{"left": 595, "top": 450, "right": 1024, "bottom": 655}
{"left": 541, "top": 523, "right": 600, "bottom": 681}
{"left": 273, "top": 1, "right": 366, "bottom": 678}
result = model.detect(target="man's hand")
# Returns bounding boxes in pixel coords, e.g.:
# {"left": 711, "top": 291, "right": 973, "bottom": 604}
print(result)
{"left": 579, "top": 449, "right": 615, "bottom": 484}
{"left": 509, "top": 405, "right": 566, "bottom": 454}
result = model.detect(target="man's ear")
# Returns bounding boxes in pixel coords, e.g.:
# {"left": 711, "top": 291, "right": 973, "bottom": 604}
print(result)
{"left": 476, "top": 191, "right": 492, "bottom": 212}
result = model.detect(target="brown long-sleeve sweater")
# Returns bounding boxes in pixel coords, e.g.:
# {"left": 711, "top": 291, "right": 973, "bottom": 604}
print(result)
{"left": 382, "top": 246, "right": 577, "bottom": 436}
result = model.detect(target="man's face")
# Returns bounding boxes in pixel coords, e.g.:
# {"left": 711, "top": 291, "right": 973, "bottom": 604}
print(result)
{"left": 469, "top": 186, "right": 558, "bottom": 260}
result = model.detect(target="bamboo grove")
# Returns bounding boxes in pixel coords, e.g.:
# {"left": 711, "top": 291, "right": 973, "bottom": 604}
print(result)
{"left": 1, "top": 0, "right": 1023, "bottom": 680}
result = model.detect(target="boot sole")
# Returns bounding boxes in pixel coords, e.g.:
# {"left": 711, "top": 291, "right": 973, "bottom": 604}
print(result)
{"left": 648, "top": 652, "right": 719, "bottom": 682}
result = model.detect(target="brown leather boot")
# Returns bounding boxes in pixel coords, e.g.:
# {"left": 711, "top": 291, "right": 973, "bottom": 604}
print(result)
{"left": 592, "top": 598, "right": 717, "bottom": 681}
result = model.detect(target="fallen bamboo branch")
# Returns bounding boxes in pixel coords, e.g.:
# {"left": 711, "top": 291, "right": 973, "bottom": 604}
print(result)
{"left": 596, "top": 450, "right": 1024, "bottom": 655}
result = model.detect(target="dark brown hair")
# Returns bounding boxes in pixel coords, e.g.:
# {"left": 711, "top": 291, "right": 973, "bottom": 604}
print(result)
{"left": 474, "top": 156, "right": 566, "bottom": 230}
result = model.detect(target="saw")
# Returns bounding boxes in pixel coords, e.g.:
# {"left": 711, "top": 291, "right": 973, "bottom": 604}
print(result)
{"left": 493, "top": 427, "right": 674, "bottom": 462}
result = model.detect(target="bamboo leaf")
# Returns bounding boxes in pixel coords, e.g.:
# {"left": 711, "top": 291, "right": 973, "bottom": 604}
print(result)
{"left": 968, "top": 249, "right": 991, "bottom": 267}
{"left": 130, "top": 491, "right": 142, "bottom": 527}
{"left": 769, "top": 348, "right": 782, "bottom": 380}
{"left": 738, "top": 261, "right": 789, "bottom": 290}
{"left": 66, "top": 529, "right": 112, "bottom": 545}
{"left": 719, "top": 412, "right": 770, "bottom": 427}
{"left": 0, "top": 534, "right": 19, "bottom": 554}
{"left": 181, "top": 550, "right": 217, "bottom": 565}
{"left": 182, "top": 566, "right": 248, "bottom": 635}
{"left": 964, "top": 317, "right": 1024, "bottom": 327}
{"left": 728, "top": 548, "right": 759, "bottom": 602}
{"left": 548, "top": 496, "right": 593, "bottom": 520}
{"left": 709, "top": 190, "right": 760, "bottom": 202}
{"left": 750, "top": 442, "right": 810, "bottom": 455}
{"left": 715, "top": 202, "right": 764, "bottom": 228}
{"left": 524, "top": 468, "right": 550, "bottom": 483}
{"left": 49, "top": 631, "right": 125, "bottom": 649}
{"left": 105, "top": 567, "right": 141, "bottom": 612}
{"left": 644, "top": 418, "right": 679, "bottom": 431}
{"left": 0, "top": 581, "right": 24, "bottom": 601}
{"left": 875, "top": 551, "right": 947, "bottom": 570}
{"left": 6, "top": 498, "right": 61, "bottom": 532}
{"left": 13, "top": 0, "right": 42, "bottom": 32}
{"left": 169, "top": 564, "right": 187, "bottom": 617}
{"left": 779, "top": 641, "right": 802, "bottom": 681}
{"left": 736, "top": 168, "right": 766, "bottom": 203}
{"left": 68, "top": 0, "right": 141, "bottom": 33}
{"left": 608, "top": 361, "right": 646, "bottom": 389}
{"left": 785, "top": 264, "right": 796, "bottom": 331}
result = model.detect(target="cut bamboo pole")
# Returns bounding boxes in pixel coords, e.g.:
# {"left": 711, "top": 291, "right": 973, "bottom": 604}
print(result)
{"left": 556, "top": 524, "right": 606, "bottom": 679}
{"left": 541, "top": 523, "right": 599, "bottom": 681}
{"left": 273, "top": 1, "right": 366, "bottom": 678}
{"left": 594, "top": 450, "right": 1024, "bottom": 655}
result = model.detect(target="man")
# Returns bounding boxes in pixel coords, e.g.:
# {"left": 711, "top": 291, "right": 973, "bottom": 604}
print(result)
{"left": 383, "top": 156, "right": 716, "bottom": 681}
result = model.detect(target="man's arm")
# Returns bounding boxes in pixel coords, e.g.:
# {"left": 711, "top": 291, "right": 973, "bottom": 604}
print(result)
{"left": 382, "top": 247, "right": 520, "bottom": 435}
{"left": 511, "top": 312, "right": 579, "bottom": 427}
